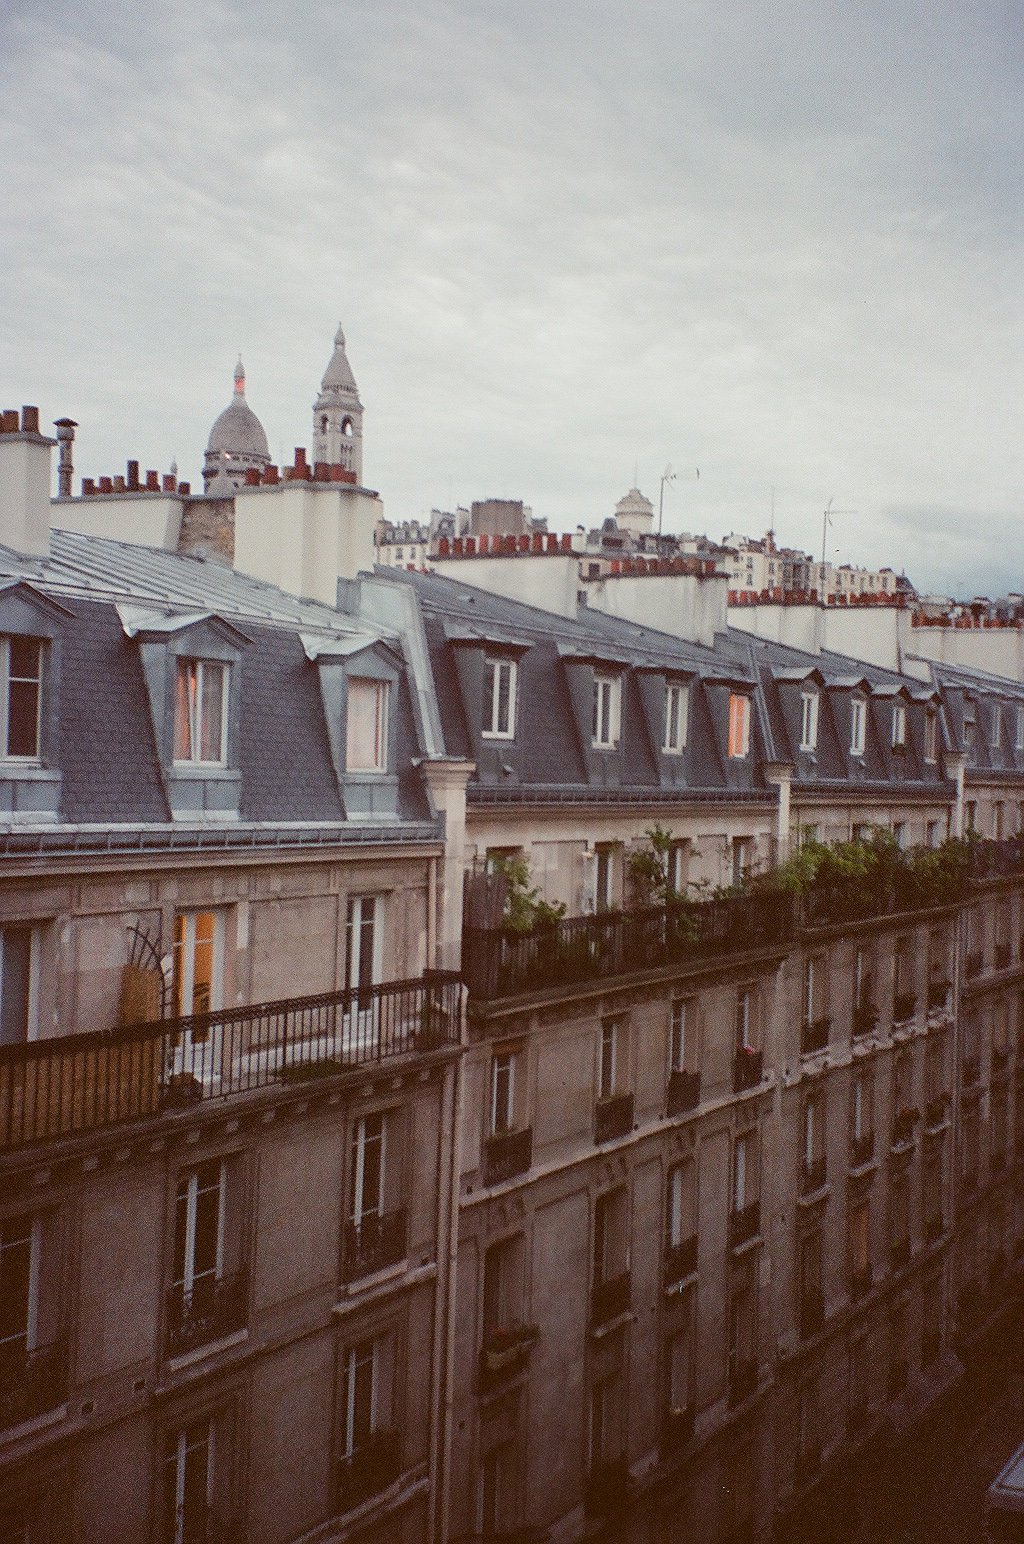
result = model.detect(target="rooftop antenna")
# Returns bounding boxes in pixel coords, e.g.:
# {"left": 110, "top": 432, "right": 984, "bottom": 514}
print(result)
{"left": 821, "top": 497, "right": 857, "bottom": 581}
{"left": 658, "top": 465, "right": 676, "bottom": 537}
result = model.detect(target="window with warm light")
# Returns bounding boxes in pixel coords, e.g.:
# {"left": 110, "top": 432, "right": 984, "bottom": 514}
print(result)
{"left": 346, "top": 678, "right": 389, "bottom": 771}
{"left": 174, "top": 659, "right": 228, "bottom": 766}
{"left": 727, "top": 694, "right": 750, "bottom": 758}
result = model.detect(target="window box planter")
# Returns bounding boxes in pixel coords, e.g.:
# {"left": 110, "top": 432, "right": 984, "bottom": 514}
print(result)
{"left": 800, "top": 1017, "right": 830, "bottom": 1056}
{"left": 666, "top": 1068, "right": 701, "bottom": 1117}
{"left": 483, "top": 1125, "right": 533, "bottom": 1186}
{"left": 594, "top": 1092, "right": 634, "bottom": 1145}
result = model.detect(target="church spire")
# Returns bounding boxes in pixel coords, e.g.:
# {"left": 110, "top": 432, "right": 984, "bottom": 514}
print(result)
{"left": 234, "top": 356, "right": 246, "bottom": 395}
{"left": 312, "top": 323, "right": 363, "bottom": 481}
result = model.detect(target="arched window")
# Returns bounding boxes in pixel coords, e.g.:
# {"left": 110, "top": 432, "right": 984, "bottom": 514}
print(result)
{"left": 320, "top": 415, "right": 328, "bottom": 435}
{"left": 342, "top": 417, "right": 354, "bottom": 438}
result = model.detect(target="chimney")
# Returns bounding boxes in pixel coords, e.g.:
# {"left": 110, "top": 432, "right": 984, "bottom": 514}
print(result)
{"left": 53, "top": 418, "right": 78, "bottom": 498}
{"left": 0, "top": 406, "right": 56, "bottom": 555}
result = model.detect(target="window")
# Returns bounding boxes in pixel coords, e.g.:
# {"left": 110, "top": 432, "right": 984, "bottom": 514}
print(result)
{"left": 799, "top": 692, "right": 819, "bottom": 752}
{"left": 893, "top": 820, "right": 907, "bottom": 850}
{"left": 994, "top": 801, "right": 1005, "bottom": 840}
{"left": 802, "top": 956, "right": 818, "bottom": 1028}
{"left": 592, "top": 674, "right": 621, "bottom": 749}
{"left": 345, "top": 895, "right": 380, "bottom": 997}
{"left": 732, "top": 1131, "right": 757, "bottom": 1211}
{"left": 483, "top": 658, "right": 516, "bottom": 740}
{"left": 735, "top": 986, "right": 755, "bottom": 1051}
{"left": 594, "top": 844, "right": 616, "bottom": 912}
{"left": 172, "top": 1158, "right": 225, "bottom": 1312}
{"left": 851, "top": 1069, "right": 872, "bottom": 1143}
{"left": 172, "top": 911, "right": 222, "bottom": 1020}
{"left": 727, "top": 693, "right": 751, "bottom": 758}
{"left": 349, "top": 1113, "right": 385, "bottom": 1228}
{"left": 1017, "top": 707, "right": 1024, "bottom": 752}
{"left": 482, "top": 1236, "right": 521, "bottom": 1337}
{"left": 666, "top": 840, "right": 688, "bottom": 895}
{"left": 599, "top": 1019, "right": 619, "bottom": 1099}
{"left": 965, "top": 799, "right": 977, "bottom": 833}
{"left": 669, "top": 999, "right": 691, "bottom": 1074}
{"left": 0, "top": 638, "right": 42, "bottom": 760}
{"left": 924, "top": 709, "right": 938, "bottom": 763}
{"left": 490, "top": 1052, "right": 515, "bottom": 1135}
{"left": 589, "top": 1371, "right": 621, "bottom": 1466}
{"left": 346, "top": 678, "right": 389, "bottom": 771}
{"left": 926, "top": 819, "right": 940, "bottom": 848}
{"left": 173, "top": 659, "right": 228, "bottom": 765}
{"left": 891, "top": 704, "right": 906, "bottom": 748}
{"left": 164, "top": 1416, "right": 216, "bottom": 1544}
{"left": 342, "top": 1337, "right": 377, "bottom": 1457}
{"left": 663, "top": 683, "right": 688, "bottom": 753}
{"left": 0, "top": 1214, "right": 37, "bottom": 1374}
{"left": 666, "top": 1321, "right": 693, "bottom": 1417}
{"left": 0, "top": 923, "right": 37, "bottom": 1046}
{"left": 592, "top": 1188, "right": 626, "bottom": 1290}
{"left": 479, "top": 1443, "right": 513, "bottom": 1539}
{"left": 665, "top": 1162, "right": 693, "bottom": 1251}
{"left": 732, "top": 837, "right": 752, "bottom": 888}
{"left": 803, "top": 1096, "right": 824, "bottom": 1174}
{"left": 991, "top": 706, "right": 1002, "bottom": 749}
{"left": 850, "top": 697, "right": 866, "bottom": 756}
{"left": 849, "top": 1199, "right": 870, "bottom": 1284}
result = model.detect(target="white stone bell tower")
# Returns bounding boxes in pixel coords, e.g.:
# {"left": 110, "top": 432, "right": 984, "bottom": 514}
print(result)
{"left": 312, "top": 323, "right": 363, "bottom": 482}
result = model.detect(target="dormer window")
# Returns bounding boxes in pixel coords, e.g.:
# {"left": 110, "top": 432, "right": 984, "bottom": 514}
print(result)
{"left": 346, "top": 678, "right": 389, "bottom": 772}
{"left": 1, "top": 637, "right": 42, "bottom": 761}
{"left": 1016, "top": 707, "right": 1024, "bottom": 752}
{"left": 174, "top": 659, "right": 228, "bottom": 766}
{"left": 483, "top": 658, "right": 517, "bottom": 740}
{"left": 727, "top": 693, "right": 750, "bottom": 758}
{"left": 663, "top": 682, "right": 688, "bottom": 753}
{"left": 849, "top": 697, "right": 866, "bottom": 756}
{"left": 991, "top": 706, "right": 1002, "bottom": 750}
{"left": 799, "top": 692, "right": 818, "bottom": 752}
{"left": 891, "top": 704, "right": 906, "bottom": 749}
{"left": 924, "top": 709, "right": 938, "bottom": 763}
{"left": 593, "top": 674, "right": 621, "bottom": 749}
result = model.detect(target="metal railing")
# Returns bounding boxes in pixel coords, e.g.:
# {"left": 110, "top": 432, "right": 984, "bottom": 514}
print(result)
{"left": 342, "top": 1208, "right": 408, "bottom": 1282}
{"left": 463, "top": 893, "right": 795, "bottom": 1002}
{"left": 730, "top": 1200, "right": 760, "bottom": 1249}
{"left": 594, "top": 1092, "right": 634, "bottom": 1145}
{"left": 800, "top": 1017, "right": 830, "bottom": 1056}
{"left": 0, "top": 972, "right": 461, "bottom": 1155}
{"left": 663, "top": 1234, "right": 698, "bottom": 1288}
{"left": 733, "top": 1048, "right": 763, "bottom": 1093}
{"left": 590, "top": 1270, "right": 631, "bottom": 1329}
{"left": 336, "top": 1429, "right": 402, "bottom": 1512}
{"left": 166, "top": 1269, "right": 248, "bottom": 1359}
{"left": 666, "top": 1068, "right": 701, "bottom": 1117}
{"left": 0, "top": 1339, "right": 64, "bottom": 1431}
{"left": 483, "top": 1126, "right": 533, "bottom": 1187}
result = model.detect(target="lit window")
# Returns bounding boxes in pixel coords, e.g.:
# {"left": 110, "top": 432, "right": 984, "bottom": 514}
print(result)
{"left": 663, "top": 683, "right": 689, "bottom": 753}
{"left": 891, "top": 704, "right": 906, "bottom": 748}
{"left": 174, "top": 659, "right": 227, "bottom": 765}
{"left": 1, "top": 637, "right": 42, "bottom": 760}
{"left": 173, "top": 911, "right": 222, "bottom": 1019}
{"left": 483, "top": 658, "right": 517, "bottom": 739}
{"left": 346, "top": 678, "right": 389, "bottom": 771}
{"left": 924, "top": 709, "right": 938, "bottom": 763}
{"left": 850, "top": 698, "right": 866, "bottom": 756}
{"left": 592, "top": 674, "right": 621, "bottom": 749}
{"left": 727, "top": 694, "right": 751, "bottom": 758}
{"left": 799, "top": 692, "right": 818, "bottom": 751}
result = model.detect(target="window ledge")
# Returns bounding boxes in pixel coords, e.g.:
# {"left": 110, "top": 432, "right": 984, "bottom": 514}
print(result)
{"left": 589, "top": 1309, "right": 635, "bottom": 1340}
{"left": 167, "top": 766, "right": 241, "bottom": 783}
{"left": 0, "top": 765, "right": 60, "bottom": 782}
{"left": 333, "top": 1259, "right": 435, "bottom": 1317}
{"left": 0, "top": 1402, "right": 69, "bottom": 1448}
{"left": 797, "top": 1183, "right": 831, "bottom": 1209}
{"left": 165, "top": 1328, "right": 248, "bottom": 1373}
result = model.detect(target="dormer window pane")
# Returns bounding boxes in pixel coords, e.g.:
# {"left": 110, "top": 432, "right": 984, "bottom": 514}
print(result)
{"left": 663, "top": 683, "right": 688, "bottom": 753}
{"left": 891, "top": 704, "right": 906, "bottom": 748}
{"left": 727, "top": 694, "right": 750, "bottom": 758}
{"left": 924, "top": 710, "right": 938, "bottom": 763}
{"left": 2, "top": 637, "right": 42, "bottom": 760}
{"left": 991, "top": 707, "right": 1002, "bottom": 749}
{"left": 850, "top": 699, "right": 866, "bottom": 756}
{"left": 174, "top": 660, "right": 227, "bottom": 765}
{"left": 483, "top": 658, "right": 516, "bottom": 739}
{"left": 1016, "top": 707, "right": 1024, "bottom": 752}
{"left": 347, "top": 678, "right": 389, "bottom": 771}
{"left": 799, "top": 692, "right": 818, "bottom": 751}
{"left": 593, "top": 675, "right": 621, "bottom": 749}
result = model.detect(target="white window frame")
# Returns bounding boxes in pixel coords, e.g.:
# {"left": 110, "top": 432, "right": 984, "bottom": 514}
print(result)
{"left": 663, "top": 683, "right": 689, "bottom": 754}
{"left": 490, "top": 1052, "right": 515, "bottom": 1135}
{"left": 799, "top": 692, "right": 819, "bottom": 752}
{"left": 850, "top": 698, "right": 866, "bottom": 756}
{"left": 0, "top": 636, "right": 43, "bottom": 763}
{"left": 1016, "top": 707, "right": 1024, "bottom": 752}
{"left": 852, "top": 1072, "right": 869, "bottom": 1141}
{"left": 350, "top": 1112, "right": 386, "bottom": 1227}
{"left": 346, "top": 894, "right": 382, "bottom": 995}
{"left": 173, "top": 658, "right": 229, "bottom": 767}
{"left": 592, "top": 674, "right": 622, "bottom": 750}
{"left": 735, "top": 987, "right": 754, "bottom": 1050}
{"left": 599, "top": 1020, "right": 618, "bottom": 1099}
{"left": 991, "top": 706, "right": 1002, "bottom": 749}
{"left": 174, "top": 1159, "right": 226, "bottom": 1298}
{"left": 346, "top": 677, "right": 390, "bottom": 772}
{"left": 802, "top": 957, "right": 815, "bottom": 1026}
{"left": 594, "top": 845, "right": 615, "bottom": 912}
{"left": 670, "top": 999, "right": 689, "bottom": 1074}
{"left": 482, "top": 658, "right": 517, "bottom": 741}
{"left": 666, "top": 1163, "right": 688, "bottom": 1248}
{"left": 733, "top": 1133, "right": 752, "bottom": 1210}
{"left": 891, "top": 703, "right": 906, "bottom": 748}
{"left": 167, "top": 1417, "right": 216, "bottom": 1544}
{"left": 343, "top": 1339, "right": 377, "bottom": 1456}
{"left": 924, "top": 709, "right": 938, "bottom": 763}
{"left": 0, "top": 1214, "right": 40, "bottom": 1356}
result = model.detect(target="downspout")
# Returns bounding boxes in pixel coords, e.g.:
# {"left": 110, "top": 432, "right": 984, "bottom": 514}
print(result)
{"left": 428, "top": 854, "right": 438, "bottom": 968}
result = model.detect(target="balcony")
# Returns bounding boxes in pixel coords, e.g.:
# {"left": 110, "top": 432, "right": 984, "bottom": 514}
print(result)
{"left": 733, "top": 1048, "right": 763, "bottom": 1093}
{"left": 893, "top": 992, "right": 917, "bottom": 1025}
{"left": 850, "top": 1264, "right": 873, "bottom": 1300}
{"left": 463, "top": 892, "right": 795, "bottom": 1002}
{"left": 995, "top": 942, "right": 1012, "bottom": 970}
{"left": 342, "top": 1208, "right": 407, "bottom": 1283}
{"left": 483, "top": 1126, "right": 533, "bottom": 1186}
{"left": 730, "top": 1200, "right": 760, "bottom": 1249}
{"left": 590, "top": 1270, "right": 631, "bottom": 1330}
{"left": 801, "top": 1157, "right": 827, "bottom": 1196}
{"left": 852, "top": 1001, "right": 878, "bottom": 1039}
{"left": 478, "top": 1323, "right": 540, "bottom": 1393}
{"left": 800, "top": 1017, "right": 830, "bottom": 1056}
{"left": 891, "top": 1107, "right": 919, "bottom": 1147}
{"left": 965, "top": 950, "right": 984, "bottom": 980}
{"left": 927, "top": 980, "right": 951, "bottom": 1013}
{"left": 594, "top": 1091, "right": 634, "bottom": 1145}
{"left": 925, "top": 1092, "right": 950, "bottom": 1128}
{"left": 962, "top": 1054, "right": 981, "bottom": 1087}
{"left": 661, "top": 1403, "right": 695, "bottom": 1456}
{"left": 337, "top": 1429, "right": 402, "bottom": 1513}
{"left": 0, "top": 972, "right": 462, "bottom": 1155}
{"left": 166, "top": 1269, "right": 248, "bottom": 1359}
{"left": 0, "top": 1339, "right": 65, "bottom": 1431}
{"left": 663, "top": 1234, "right": 698, "bottom": 1289}
{"left": 728, "top": 1356, "right": 758, "bottom": 1408}
{"left": 584, "top": 1457, "right": 631, "bottom": 1519}
{"left": 799, "top": 1286, "right": 825, "bottom": 1338}
{"left": 666, "top": 1068, "right": 701, "bottom": 1117}
{"left": 850, "top": 1131, "right": 875, "bottom": 1168}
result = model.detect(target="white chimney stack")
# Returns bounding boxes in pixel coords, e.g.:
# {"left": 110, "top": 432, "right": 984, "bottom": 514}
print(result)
{"left": 0, "top": 406, "right": 56, "bottom": 557}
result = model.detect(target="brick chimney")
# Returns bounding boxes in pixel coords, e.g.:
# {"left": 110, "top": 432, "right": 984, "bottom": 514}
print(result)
{"left": 0, "top": 406, "right": 56, "bottom": 556}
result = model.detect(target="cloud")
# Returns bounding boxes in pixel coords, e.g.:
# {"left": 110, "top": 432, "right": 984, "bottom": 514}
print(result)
{"left": 1, "top": 0, "right": 1022, "bottom": 597}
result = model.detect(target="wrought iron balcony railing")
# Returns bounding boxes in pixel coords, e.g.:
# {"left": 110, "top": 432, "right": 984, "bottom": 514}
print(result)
{"left": 663, "top": 1234, "right": 698, "bottom": 1289}
{"left": 590, "top": 1270, "right": 631, "bottom": 1329}
{"left": 730, "top": 1200, "right": 760, "bottom": 1249}
{"left": 852, "top": 1001, "right": 878, "bottom": 1039}
{"left": 166, "top": 1269, "right": 248, "bottom": 1359}
{"left": 0, "top": 1339, "right": 65, "bottom": 1431}
{"left": 666, "top": 1068, "right": 701, "bottom": 1117}
{"left": 893, "top": 992, "right": 917, "bottom": 1024}
{"left": 342, "top": 1208, "right": 407, "bottom": 1283}
{"left": 733, "top": 1048, "right": 763, "bottom": 1093}
{"left": 478, "top": 1323, "right": 540, "bottom": 1393}
{"left": 800, "top": 1017, "right": 830, "bottom": 1056}
{"left": 594, "top": 1092, "right": 634, "bottom": 1145}
{"left": 483, "top": 1126, "right": 533, "bottom": 1186}
{"left": 927, "top": 980, "right": 951, "bottom": 1012}
{"left": 336, "top": 1429, "right": 402, "bottom": 1513}
{"left": 463, "top": 892, "right": 795, "bottom": 1002}
{"left": 0, "top": 972, "right": 461, "bottom": 1155}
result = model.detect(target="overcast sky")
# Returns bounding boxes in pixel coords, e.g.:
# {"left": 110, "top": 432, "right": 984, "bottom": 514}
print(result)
{"left": 3, "top": 0, "right": 1022, "bottom": 596}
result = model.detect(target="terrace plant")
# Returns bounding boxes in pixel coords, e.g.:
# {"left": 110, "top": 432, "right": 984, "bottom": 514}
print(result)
{"left": 489, "top": 855, "right": 566, "bottom": 933}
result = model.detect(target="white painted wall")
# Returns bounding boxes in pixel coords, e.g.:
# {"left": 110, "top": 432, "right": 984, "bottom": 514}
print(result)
{"left": 583, "top": 572, "right": 729, "bottom": 648}
{"left": 0, "top": 435, "right": 53, "bottom": 556}
{"left": 53, "top": 494, "right": 183, "bottom": 551}
{"left": 728, "top": 602, "right": 913, "bottom": 670}
{"left": 909, "top": 626, "right": 1024, "bottom": 683}
{"left": 233, "top": 482, "right": 380, "bottom": 604}
{"left": 430, "top": 554, "right": 581, "bottom": 617}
